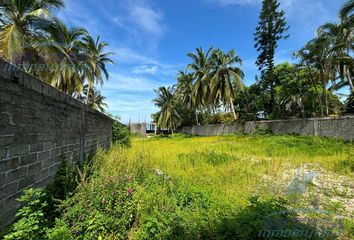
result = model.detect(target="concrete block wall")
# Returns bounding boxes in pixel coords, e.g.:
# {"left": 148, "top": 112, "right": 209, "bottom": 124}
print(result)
{"left": 0, "top": 60, "right": 112, "bottom": 228}
{"left": 178, "top": 116, "right": 354, "bottom": 140}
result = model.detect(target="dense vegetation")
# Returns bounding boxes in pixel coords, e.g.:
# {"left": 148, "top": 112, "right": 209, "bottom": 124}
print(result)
{"left": 0, "top": 0, "right": 113, "bottom": 112}
{"left": 4, "top": 134, "right": 354, "bottom": 239}
{"left": 152, "top": 0, "right": 354, "bottom": 132}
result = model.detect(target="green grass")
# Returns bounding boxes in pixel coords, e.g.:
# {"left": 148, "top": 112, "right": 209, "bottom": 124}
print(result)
{"left": 41, "top": 134, "right": 354, "bottom": 239}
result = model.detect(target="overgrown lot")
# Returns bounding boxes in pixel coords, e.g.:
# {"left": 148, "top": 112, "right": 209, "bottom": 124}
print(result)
{"left": 4, "top": 134, "right": 354, "bottom": 239}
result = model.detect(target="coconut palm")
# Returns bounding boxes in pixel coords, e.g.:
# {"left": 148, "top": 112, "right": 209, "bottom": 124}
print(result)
{"left": 209, "top": 49, "right": 244, "bottom": 120}
{"left": 175, "top": 69, "right": 197, "bottom": 122}
{"left": 39, "top": 18, "right": 87, "bottom": 93}
{"left": 187, "top": 47, "right": 213, "bottom": 108}
{"left": 81, "top": 84, "right": 108, "bottom": 112}
{"left": 340, "top": 0, "right": 354, "bottom": 21}
{"left": 0, "top": 0, "right": 64, "bottom": 63}
{"left": 317, "top": 21, "right": 354, "bottom": 90}
{"left": 153, "top": 86, "right": 181, "bottom": 134}
{"left": 81, "top": 35, "right": 114, "bottom": 104}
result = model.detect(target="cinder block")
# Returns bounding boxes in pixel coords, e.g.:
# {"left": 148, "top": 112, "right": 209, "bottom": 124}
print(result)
{"left": 8, "top": 144, "right": 29, "bottom": 157}
{"left": 28, "top": 162, "right": 42, "bottom": 175}
{"left": 18, "top": 175, "right": 35, "bottom": 190}
{"left": 0, "top": 157, "right": 19, "bottom": 172}
{"left": 0, "top": 181, "right": 18, "bottom": 199}
{"left": 38, "top": 150, "right": 50, "bottom": 161}
{"left": 6, "top": 167, "right": 27, "bottom": 184}
{"left": 19, "top": 153, "right": 37, "bottom": 166}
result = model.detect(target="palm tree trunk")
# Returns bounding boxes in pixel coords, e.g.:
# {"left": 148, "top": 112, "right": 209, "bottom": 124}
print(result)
{"left": 347, "top": 68, "right": 354, "bottom": 91}
{"left": 86, "top": 83, "right": 92, "bottom": 104}
{"left": 230, "top": 98, "right": 237, "bottom": 120}
{"left": 306, "top": 65, "right": 322, "bottom": 116}
{"left": 195, "top": 109, "right": 199, "bottom": 125}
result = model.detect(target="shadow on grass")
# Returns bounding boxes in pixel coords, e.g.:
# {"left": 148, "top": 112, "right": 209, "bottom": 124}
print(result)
{"left": 165, "top": 196, "right": 339, "bottom": 240}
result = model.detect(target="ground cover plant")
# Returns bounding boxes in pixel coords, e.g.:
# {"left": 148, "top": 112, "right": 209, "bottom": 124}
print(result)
{"left": 5, "top": 134, "right": 353, "bottom": 239}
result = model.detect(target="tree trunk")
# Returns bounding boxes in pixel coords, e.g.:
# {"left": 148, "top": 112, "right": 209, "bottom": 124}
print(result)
{"left": 86, "top": 83, "right": 92, "bottom": 104}
{"left": 230, "top": 98, "right": 237, "bottom": 120}
{"left": 195, "top": 109, "right": 199, "bottom": 125}
{"left": 306, "top": 64, "right": 322, "bottom": 117}
{"left": 347, "top": 68, "right": 354, "bottom": 91}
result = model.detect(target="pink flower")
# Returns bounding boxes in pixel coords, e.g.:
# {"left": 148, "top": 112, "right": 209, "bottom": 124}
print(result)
{"left": 127, "top": 188, "right": 134, "bottom": 196}
{"left": 127, "top": 176, "right": 133, "bottom": 182}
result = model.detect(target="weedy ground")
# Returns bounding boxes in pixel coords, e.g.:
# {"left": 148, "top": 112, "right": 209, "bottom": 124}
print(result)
{"left": 17, "top": 134, "right": 352, "bottom": 239}
{"left": 92, "top": 134, "right": 353, "bottom": 239}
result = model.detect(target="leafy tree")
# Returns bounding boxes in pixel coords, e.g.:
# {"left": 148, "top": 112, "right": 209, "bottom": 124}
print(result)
{"left": 340, "top": 0, "right": 354, "bottom": 21}
{"left": 81, "top": 35, "right": 114, "bottom": 104}
{"left": 153, "top": 86, "right": 182, "bottom": 134}
{"left": 187, "top": 47, "right": 213, "bottom": 110}
{"left": 40, "top": 18, "right": 87, "bottom": 93}
{"left": 346, "top": 91, "right": 354, "bottom": 113}
{"left": 209, "top": 49, "right": 244, "bottom": 120}
{"left": 0, "top": 0, "right": 64, "bottom": 63}
{"left": 81, "top": 84, "right": 108, "bottom": 112}
{"left": 254, "top": 0, "right": 289, "bottom": 116}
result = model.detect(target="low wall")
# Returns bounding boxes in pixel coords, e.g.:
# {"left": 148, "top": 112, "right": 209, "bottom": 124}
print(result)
{"left": 178, "top": 116, "right": 354, "bottom": 140}
{"left": 0, "top": 60, "right": 113, "bottom": 228}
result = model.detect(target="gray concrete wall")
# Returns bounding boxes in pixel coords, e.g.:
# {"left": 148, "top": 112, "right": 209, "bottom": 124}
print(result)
{"left": 178, "top": 116, "right": 354, "bottom": 140}
{"left": 0, "top": 60, "right": 113, "bottom": 228}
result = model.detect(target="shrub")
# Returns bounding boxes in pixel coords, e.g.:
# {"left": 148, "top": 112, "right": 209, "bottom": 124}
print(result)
{"left": 112, "top": 120, "right": 131, "bottom": 146}
{"left": 48, "top": 175, "right": 138, "bottom": 239}
{"left": 4, "top": 189, "right": 48, "bottom": 240}
{"left": 251, "top": 124, "right": 272, "bottom": 135}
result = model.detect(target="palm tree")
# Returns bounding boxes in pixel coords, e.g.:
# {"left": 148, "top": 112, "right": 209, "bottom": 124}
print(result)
{"left": 81, "top": 35, "right": 114, "bottom": 104}
{"left": 187, "top": 47, "right": 213, "bottom": 124}
{"left": 39, "top": 18, "right": 87, "bottom": 93}
{"left": 153, "top": 86, "right": 181, "bottom": 134}
{"left": 340, "top": 0, "right": 354, "bottom": 21}
{"left": 209, "top": 49, "right": 244, "bottom": 120}
{"left": 0, "top": 0, "right": 64, "bottom": 63}
{"left": 81, "top": 84, "right": 108, "bottom": 112}
{"left": 317, "top": 21, "right": 354, "bottom": 91}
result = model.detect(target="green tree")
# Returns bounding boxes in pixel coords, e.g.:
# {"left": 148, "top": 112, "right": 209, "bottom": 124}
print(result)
{"left": 210, "top": 49, "right": 244, "bottom": 120}
{"left": 40, "top": 18, "right": 87, "bottom": 93}
{"left": 187, "top": 47, "right": 213, "bottom": 111}
{"left": 340, "top": 0, "right": 354, "bottom": 21}
{"left": 82, "top": 84, "right": 108, "bottom": 112}
{"left": 0, "top": 0, "right": 64, "bottom": 63}
{"left": 317, "top": 21, "right": 354, "bottom": 91}
{"left": 153, "top": 86, "right": 182, "bottom": 134}
{"left": 254, "top": 0, "right": 289, "bottom": 116}
{"left": 81, "top": 35, "right": 114, "bottom": 104}
{"left": 346, "top": 90, "right": 354, "bottom": 113}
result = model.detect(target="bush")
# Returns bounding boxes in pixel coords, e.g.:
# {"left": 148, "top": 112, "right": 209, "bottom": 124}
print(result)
{"left": 251, "top": 124, "right": 272, "bottom": 135}
{"left": 4, "top": 189, "right": 48, "bottom": 240}
{"left": 112, "top": 120, "right": 130, "bottom": 146}
{"left": 48, "top": 175, "right": 138, "bottom": 239}
{"left": 345, "top": 90, "right": 354, "bottom": 114}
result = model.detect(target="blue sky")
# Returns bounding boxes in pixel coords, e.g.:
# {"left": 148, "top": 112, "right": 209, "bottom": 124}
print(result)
{"left": 58, "top": 0, "right": 344, "bottom": 123}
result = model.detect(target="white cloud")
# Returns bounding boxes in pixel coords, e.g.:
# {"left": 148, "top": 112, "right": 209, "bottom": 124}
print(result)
{"left": 103, "top": 72, "right": 160, "bottom": 92}
{"left": 132, "top": 65, "right": 159, "bottom": 75}
{"left": 112, "top": 0, "right": 166, "bottom": 49}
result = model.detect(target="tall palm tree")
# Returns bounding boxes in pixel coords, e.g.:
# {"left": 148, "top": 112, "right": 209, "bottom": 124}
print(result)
{"left": 209, "top": 49, "right": 244, "bottom": 120}
{"left": 187, "top": 47, "right": 213, "bottom": 124}
{"left": 81, "top": 84, "right": 108, "bottom": 112}
{"left": 187, "top": 47, "right": 213, "bottom": 108}
{"left": 317, "top": 21, "right": 354, "bottom": 90}
{"left": 153, "top": 86, "right": 181, "bottom": 134}
{"left": 340, "top": 0, "right": 354, "bottom": 21}
{"left": 176, "top": 69, "right": 195, "bottom": 120}
{"left": 81, "top": 35, "right": 114, "bottom": 104}
{"left": 0, "top": 0, "right": 64, "bottom": 63}
{"left": 39, "top": 18, "right": 87, "bottom": 93}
